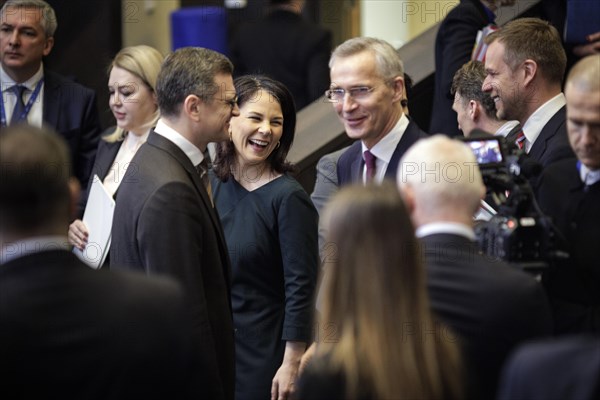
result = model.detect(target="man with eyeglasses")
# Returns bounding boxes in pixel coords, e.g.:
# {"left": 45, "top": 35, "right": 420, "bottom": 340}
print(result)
{"left": 312, "top": 69, "right": 416, "bottom": 253}
{"left": 326, "top": 37, "right": 427, "bottom": 187}
{"left": 110, "top": 47, "right": 239, "bottom": 400}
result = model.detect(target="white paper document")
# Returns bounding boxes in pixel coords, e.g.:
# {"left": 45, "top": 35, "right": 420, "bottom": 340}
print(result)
{"left": 73, "top": 176, "right": 115, "bottom": 269}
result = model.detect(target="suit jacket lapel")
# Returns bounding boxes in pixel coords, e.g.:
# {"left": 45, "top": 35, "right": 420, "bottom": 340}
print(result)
{"left": 529, "top": 106, "right": 565, "bottom": 161}
{"left": 350, "top": 155, "right": 362, "bottom": 183}
{"left": 146, "top": 132, "right": 224, "bottom": 240}
{"left": 385, "top": 120, "right": 427, "bottom": 179}
{"left": 504, "top": 123, "right": 523, "bottom": 144}
{"left": 42, "top": 69, "right": 60, "bottom": 128}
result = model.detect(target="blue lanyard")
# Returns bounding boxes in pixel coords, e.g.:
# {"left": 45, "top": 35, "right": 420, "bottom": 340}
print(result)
{"left": 0, "top": 78, "right": 44, "bottom": 127}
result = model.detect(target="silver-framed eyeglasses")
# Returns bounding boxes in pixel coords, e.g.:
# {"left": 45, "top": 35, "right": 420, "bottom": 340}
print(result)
{"left": 325, "top": 86, "right": 375, "bottom": 102}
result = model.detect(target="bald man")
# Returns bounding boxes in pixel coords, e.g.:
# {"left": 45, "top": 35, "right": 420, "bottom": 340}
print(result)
{"left": 398, "top": 135, "right": 552, "bottom": 399}
{"left": 536, "top": 54, "right": 600, "bottom": 334}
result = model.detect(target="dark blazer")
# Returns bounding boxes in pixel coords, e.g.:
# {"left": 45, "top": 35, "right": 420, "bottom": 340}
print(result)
{"left": 0, "top": 250, "right": 201, "bottom": 399}
{"left": 536, "top": 158, "right": 600, "bottom": 333}
{"left": 528, "top": 105, "right": 575, "bottom": 167}
{"left": 310, "top": 146, "right": 349, "bottom": 253}
{"left": 43, "top": 69, "right": 102, "bottom": 186}
{"left": 77, "top": 131, "right": 122, "bottom": 217}
{"left": 337, "top": 119, "right": 427, "bottom": 185}
{"left": 421, "top": 233, "right": 553, "bottom": 399}
{"left": 430, "top": 0, "right": 492, "bottom": 137}
{"left": 498, "top": 336, "right": 600, "bottom": 400}
{"left": 110, "top": 131, "right": 235, "bottom": 400}
{"left": 229, "top": 9, "right": 332, "bottom": 109}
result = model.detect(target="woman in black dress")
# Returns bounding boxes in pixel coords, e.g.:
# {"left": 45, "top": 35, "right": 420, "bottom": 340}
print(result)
{"left": 212, "top": 75, "right": 318, "bottom": 400}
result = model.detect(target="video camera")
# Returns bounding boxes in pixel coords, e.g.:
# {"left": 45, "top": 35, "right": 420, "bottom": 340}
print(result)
{"left": 461, "top": 130, "right": 564, "bottom": 273}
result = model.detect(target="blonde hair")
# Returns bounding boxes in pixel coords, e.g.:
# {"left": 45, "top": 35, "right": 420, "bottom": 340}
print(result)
{"left": 103, "top": 45, "right": 163, "bottom": 143}
{"left": 318, "top": 184, "right": 463, "bottom": 399}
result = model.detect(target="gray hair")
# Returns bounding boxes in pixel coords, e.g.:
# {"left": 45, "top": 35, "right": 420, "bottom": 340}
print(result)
{"left": 329, "top": 37, "right": 404, "bottom": 83}
{"left": 0, "top": 0, "right": 57, "bottom": 37}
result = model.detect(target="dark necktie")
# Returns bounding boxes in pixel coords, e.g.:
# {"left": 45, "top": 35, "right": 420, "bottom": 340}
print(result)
{"left": 363, "top": 150, "right": 377, "bottom": 183}
{"left": 10, "top": 85, "right": 27, "bottom": 125}
{"left": 515, "top": 130, "right": 526, "bottom": 150}
{"left": 196, "top": 158, "right": 213, "bottom": 205}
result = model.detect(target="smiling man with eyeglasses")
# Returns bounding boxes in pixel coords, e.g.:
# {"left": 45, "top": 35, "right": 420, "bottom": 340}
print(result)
{"left": 326, "top": 37, "right": 428, "bottom": 186}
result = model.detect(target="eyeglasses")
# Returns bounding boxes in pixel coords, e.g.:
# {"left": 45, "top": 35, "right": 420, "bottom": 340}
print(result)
{"left": 325, "top": 86, "right": 376, "bottom": 102}
{"left": 216, "top": 94, "right": 238, "bottom": 110}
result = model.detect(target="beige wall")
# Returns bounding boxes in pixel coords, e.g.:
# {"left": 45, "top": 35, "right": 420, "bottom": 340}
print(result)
{"left": 360, "top": 0, "right": 459, "bottom": 46}
{"left": 121, "top": 0, "right": 180, "bottom": 55}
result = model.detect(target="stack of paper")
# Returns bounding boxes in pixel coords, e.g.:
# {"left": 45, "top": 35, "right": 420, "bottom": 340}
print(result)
{"left": 73, "top": 176, "right": 115, "bottom": 269}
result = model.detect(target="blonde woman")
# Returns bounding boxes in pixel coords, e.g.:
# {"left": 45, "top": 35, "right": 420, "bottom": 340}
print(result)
{"left": 69, "top": 45, "right": 163, "bottom": 251}
{"left": 297, "top": 184, "right": 463, "bottom": 400}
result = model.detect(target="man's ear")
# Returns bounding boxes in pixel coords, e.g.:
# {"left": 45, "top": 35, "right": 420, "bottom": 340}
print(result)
{"left": 68, "top": 178, "right": 81, "bottom": 221}
{"left": 399, "top": 184, "right": 416, "bottom": 216}
{"left": 183, "top": 94, "right": 203, "bottom": 122}
{"left": 521, "top": 59, "right": 538, "bottom": 88}
{"left": 43, "top": 36, "right": 54, "bottom": 57}
{"left": 469, "top": 100, "right": 480, "bottom": 121}
{"left": 391, "top": 76, "right": 405, "bottom": 103}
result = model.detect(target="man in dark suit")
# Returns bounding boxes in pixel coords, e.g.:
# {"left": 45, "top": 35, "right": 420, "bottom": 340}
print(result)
{"left": 0, "top": 0, "right": 101, "bottom": 186}
{"left": 482, "top": 18, "right": 575, "bottom": 167}
{"left": 536, "top": 54, "right": 600, "bottom": 334}
{"left": 397, "top": 135, "right": 553, "bottom": 399}
{"left": 110, "top": 47, "right": 238, "bottom": 400}
{"left": 498, "top": 336, "right": 600, "bottom": 400}
{"left": 326, "top": 37, "right": 427, "bottom": 187}
{"left": 0, "top": 125, "right": 201, "bottom": 399}
{"left": 430, "top": 0, "right": 513, "bottom": 137}
{"left": 229, "top": 0, "right": 331, "bottom": 109}
{"left": 311, "top": 73, "right": 415, "bottom": 253}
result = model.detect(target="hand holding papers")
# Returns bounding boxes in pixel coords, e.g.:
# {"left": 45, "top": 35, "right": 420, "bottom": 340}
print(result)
{"left": 73, "top": 176, "right": 115, "bottom": 269}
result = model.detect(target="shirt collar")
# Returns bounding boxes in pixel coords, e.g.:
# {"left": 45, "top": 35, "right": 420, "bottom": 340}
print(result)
{"left": 578, "top": 161, "right": 600, "bottom": 186}
{"left": 522, "top": 93, "right": 566, "bottom": 150}
{"left": 1, "top": 63, "right": 44, "bottom": 92}
{"left": 361, "top": 113, "right": 409, "bottom": 164}
{"left": 153, "top": 118, "right": 204, "bottom": 167}
{"left": 416, "top": 222, "right": 476, "bottom": 241}
{"left": 494, "top": 120, "right": 520, "bottom": 138}
{"left": 1, "top": 235, "right": 70, "bottom": 265}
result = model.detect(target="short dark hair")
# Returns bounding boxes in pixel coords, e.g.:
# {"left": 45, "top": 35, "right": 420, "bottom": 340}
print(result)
{"left": 451, "top": 60, "right": 497, "bottom": 119}
{"left": 485, "top": 18, "right": 566, "bottom": 85}
{"left": 156, "top": 47, "right": 234, "bottom": 118}
{"left": 0, "top": 125, "right": 71, "bottom": 233}
{"left": 214, "top": 75, "right": 296, "bottom": 181}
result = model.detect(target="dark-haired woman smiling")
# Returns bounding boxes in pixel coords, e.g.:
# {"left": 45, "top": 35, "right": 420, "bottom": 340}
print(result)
{"left": 212, "top": 75, "right": 318, "bottom": 400}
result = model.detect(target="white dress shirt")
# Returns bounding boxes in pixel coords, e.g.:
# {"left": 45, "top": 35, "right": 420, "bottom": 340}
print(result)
{"left": 153, "top": 118, "right": 205, "bottom": 167}
{"left": 416, "top": 222, "right": 476, "bottom": 241}
{"left": 495, "top": 120, "right": 520, "bottom": 138}
{"left": 522, "top": 93, "right": 566, "bottom": 153}
{"left": 102, "top": 130, "right": 151, "bottom": 197}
